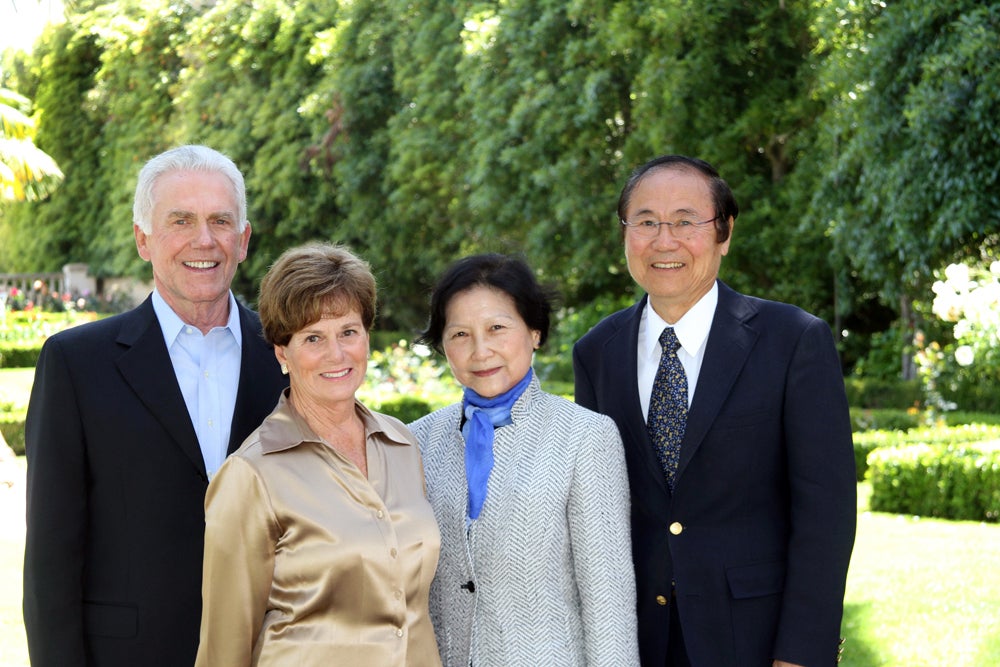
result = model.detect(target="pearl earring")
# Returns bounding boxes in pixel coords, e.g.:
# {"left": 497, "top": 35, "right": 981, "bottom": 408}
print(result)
{"left": 280, "top": 363, "right": 288, "bottom": 375}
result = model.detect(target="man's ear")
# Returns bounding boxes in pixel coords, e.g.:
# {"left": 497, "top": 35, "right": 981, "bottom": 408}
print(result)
{"left": 238, "top": 222, "right": 252, "bottom": 262}
{"left": 134, "top": 224, "right": 152, "bottom": 261}
{"left": 720, "top": 216, "right": 735, "bottom": 256}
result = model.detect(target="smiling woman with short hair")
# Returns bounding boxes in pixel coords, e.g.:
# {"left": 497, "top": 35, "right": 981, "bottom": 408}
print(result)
{"left": 410, "top": 253, "right": 639, "bottom": 667}
{"left": 196, "top": 242, "right": 441, "bottom": 667}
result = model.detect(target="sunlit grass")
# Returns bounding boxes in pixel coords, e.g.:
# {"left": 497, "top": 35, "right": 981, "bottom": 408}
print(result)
{"left": 842, "top": 507, "right": 1000, "bottom": 666}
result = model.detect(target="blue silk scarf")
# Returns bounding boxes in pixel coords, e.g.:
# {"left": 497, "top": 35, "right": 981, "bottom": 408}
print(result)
{"left": 461, "top": 368, "right": 533, "bottom": 521}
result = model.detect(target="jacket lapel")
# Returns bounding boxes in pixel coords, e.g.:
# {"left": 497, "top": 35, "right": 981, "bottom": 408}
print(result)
{"left": 114, "top": 297, "right": 206, "bottom": 477}
{"left": 228, "top": 304, "right": 283, "bottom": 453}
{"left": 676, "top": 282, "right": 759, "bottom": 482}
{"left": 607, "top": 297, "right": 671, "bottom": 497}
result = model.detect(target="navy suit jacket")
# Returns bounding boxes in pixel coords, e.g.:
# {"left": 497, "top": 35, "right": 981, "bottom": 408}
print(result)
{"left": 573, "top": 281, "right": 856, "bottom": 667}
{"left": 23, "top": 296, "right": 288, "bottom": 667}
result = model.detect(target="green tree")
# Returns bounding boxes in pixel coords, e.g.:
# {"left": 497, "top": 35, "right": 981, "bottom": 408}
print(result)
{"left": 457, "top": 1, "right": 636, "bottom": 307}
{"left": 173, "top": 0, "right": 341, "bottom": 303}
{"left": 1, "top": 1, "right": 196, "bottom": 278}
{"left": 448, "top": 0, "right": 839, "bottom": 330}
{"left": 9, "top": 0, "right": 992, "bottom": 377}
{"left": 0, "top": 16, "right": 103, "bottom": 273}
{"left": 377, "top": 0, "right": 471, "bottom": 331}
{"left": 81, "top": 0, "right": 196, "bottom": 278}
{"left": 307, "top": 0, "right": 476, "bottom": 331}
{"left": 612, "top": 0, "right": 833, "bottom": 316}
{"left": 809, "top": 0, "right": 1000, "bottom": 374}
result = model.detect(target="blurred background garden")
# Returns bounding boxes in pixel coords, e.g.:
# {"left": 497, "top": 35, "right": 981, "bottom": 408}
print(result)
{"left": 2, "top": 0, "right": 1000, "bottom": 665}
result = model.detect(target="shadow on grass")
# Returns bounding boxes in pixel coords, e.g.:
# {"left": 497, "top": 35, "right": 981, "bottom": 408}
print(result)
{"left": 839, "top": 601, "right": 882, "bottom": 666}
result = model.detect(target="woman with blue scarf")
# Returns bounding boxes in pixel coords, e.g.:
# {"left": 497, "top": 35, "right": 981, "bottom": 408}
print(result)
{"left": 409, "top": 254, "right": 639, "bottom": 667}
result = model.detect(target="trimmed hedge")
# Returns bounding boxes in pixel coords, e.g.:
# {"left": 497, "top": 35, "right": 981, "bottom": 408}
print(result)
{"left": 849, "top": 408, "right": 920, "bottom": 433}
{"left": 0, "top": 342, "right": 44, "bottom": 368}
{"left": 368, "top": 395, "right": 434, "bottom": 424}
{"left": 844, "top": 378, "right": 922, "bottom": 410}
{"left": 867, "top": 442, "right": 1000, "bottom": 522}
{"left": 947, "top": 411, "right": 1000, "bottom": 427}
{"left": 854, "top": 424, "right": 1000, "bottom": 482}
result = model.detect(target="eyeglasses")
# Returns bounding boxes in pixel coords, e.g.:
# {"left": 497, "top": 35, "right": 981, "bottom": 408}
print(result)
{"left": 619, "top": 216, "right": 719, "bottom": 240}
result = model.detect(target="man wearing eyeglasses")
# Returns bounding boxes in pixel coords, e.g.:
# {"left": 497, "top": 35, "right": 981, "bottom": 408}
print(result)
{"left": 573, "top": 155, "right": 856, "bottom": 666}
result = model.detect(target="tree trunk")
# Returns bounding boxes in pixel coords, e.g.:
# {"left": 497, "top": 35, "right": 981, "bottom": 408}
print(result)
{"left": 899, "top": 294, "right": 917, "bottom": 381}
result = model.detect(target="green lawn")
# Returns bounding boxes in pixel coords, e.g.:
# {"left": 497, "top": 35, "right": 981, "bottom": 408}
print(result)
{"left": 842, "top": 507, "right": 1000, "bottom": 665}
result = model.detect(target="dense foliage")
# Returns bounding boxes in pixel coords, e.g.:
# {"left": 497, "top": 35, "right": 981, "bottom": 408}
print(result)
{"left": 1, "top": 0, "right": 997, "bottom": 379}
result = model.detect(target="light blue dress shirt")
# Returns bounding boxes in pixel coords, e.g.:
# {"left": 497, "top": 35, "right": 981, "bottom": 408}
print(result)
{"left": 152, "top": 290, "right": 243, "bottom": 478}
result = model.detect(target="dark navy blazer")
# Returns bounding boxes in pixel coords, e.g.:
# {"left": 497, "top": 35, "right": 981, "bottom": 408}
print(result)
{"left": 573, "top": 281, "right": 856, "bottom": 667}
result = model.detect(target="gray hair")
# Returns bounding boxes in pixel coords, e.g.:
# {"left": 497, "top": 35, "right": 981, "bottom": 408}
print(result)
{"left": 132, "top": 145, "right": 248, "bottom": 233}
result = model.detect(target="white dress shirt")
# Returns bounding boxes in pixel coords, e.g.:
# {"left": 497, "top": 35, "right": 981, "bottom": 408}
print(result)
{"left": 637, "top": 283, "right": 718, "bottom": 421}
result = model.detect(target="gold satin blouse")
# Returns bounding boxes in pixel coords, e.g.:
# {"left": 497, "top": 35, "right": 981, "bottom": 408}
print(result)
{"left": 195, "top": 391, "right": 442, "bottom": 667}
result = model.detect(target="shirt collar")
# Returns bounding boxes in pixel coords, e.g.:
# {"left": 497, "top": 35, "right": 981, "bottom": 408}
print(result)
{"left": 642, "top": 281, "right": 719, "bottom": 357}
{"left": 151, "top": 289, "right": 243, "bottom": 348}
{"left": 258, "top": 390, "right": 414, "bottom": 455}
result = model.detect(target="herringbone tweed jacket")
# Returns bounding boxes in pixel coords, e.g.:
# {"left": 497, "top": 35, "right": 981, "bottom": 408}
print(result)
{"left": 410, "top": 376, "right": 640, "bottom": 667}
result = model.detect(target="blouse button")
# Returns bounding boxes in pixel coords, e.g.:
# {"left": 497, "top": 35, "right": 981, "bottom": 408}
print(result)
{"left": 656, "top": 595, "right": 668, "bottom": 606}
{"left": 394, "top": 589, "right": 402, "bottom": 600}
{"left": 395, "top": 628, "right": 404, "bottom": 638}
{"left": 390, "top": 547, "right": 398, "bottom": 558}
{"left": 669, "top": 522, "right": 683, "bottom": 535}
{"left": 376, "top": 509, "right": 385, "bottom": 519}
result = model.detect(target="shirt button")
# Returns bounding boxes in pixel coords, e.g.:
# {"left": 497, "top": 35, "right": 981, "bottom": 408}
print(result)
{"left": 395, "top": 628, "right": 404, "bottom": 638}
{"left": 376, "top": 510, "right": 385, "bottom": 519}
{"left": 669, "top": 522, "right": 683, "bottom": 535}
{"left": 390, "top": 548, "right": 398, "bottom": 558}
{"left": 394, "top": 590, "right": 402, "bottom": 600}
{"left": 656, "top": 595, "right": 668, "bottom": 606}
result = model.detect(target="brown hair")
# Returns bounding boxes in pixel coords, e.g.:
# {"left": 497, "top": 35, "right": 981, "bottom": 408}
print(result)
{"left": 258, "top": 242, "right": 377, "bottom": 347}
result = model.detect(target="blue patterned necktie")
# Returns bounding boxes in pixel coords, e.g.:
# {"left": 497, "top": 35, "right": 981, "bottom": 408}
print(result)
{"left": 647, "top": 327, "right": 688, "bottom": 490}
